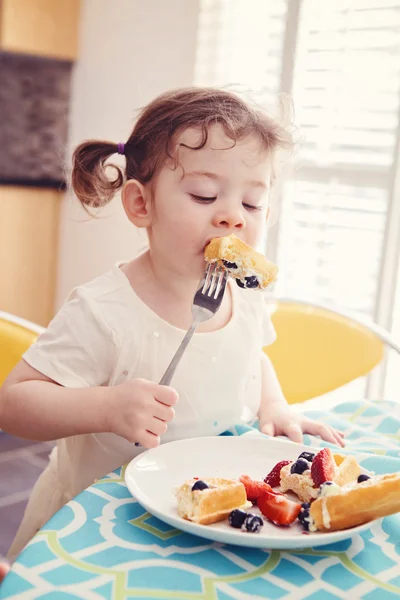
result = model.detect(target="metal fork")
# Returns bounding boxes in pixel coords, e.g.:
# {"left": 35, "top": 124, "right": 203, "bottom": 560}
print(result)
{"left": 159, "top": 263, "right": 228, "bottom": 386}
{"left": 134, "top": 264, "right": 227, "bottom": 445}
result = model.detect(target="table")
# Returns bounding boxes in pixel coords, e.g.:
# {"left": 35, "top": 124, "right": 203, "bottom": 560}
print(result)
{"left": 2, "top": 399, "right": 400, "bottom": 599}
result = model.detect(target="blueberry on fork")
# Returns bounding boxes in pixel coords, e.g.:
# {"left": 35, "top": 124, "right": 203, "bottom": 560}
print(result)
{"left": 245, "top": 276, "right": 259, "bottom": 289}
{"left": 235, "top": 276, "right": 259, "bottom": 289}
{"left": 223, "top": 260, "right": 238, "bottom": 269}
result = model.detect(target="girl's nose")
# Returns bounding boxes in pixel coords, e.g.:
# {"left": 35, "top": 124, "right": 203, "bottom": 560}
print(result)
{"left": 212, "top": 209, "right": 246, "bottom": 229}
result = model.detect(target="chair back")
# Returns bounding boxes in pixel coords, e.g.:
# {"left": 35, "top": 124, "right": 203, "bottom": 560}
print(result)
{"left": 0, "top": 312, "right": 43, "bottom": 387}
{"left": 264, "top": 301, "right": 384, "bottom": 404}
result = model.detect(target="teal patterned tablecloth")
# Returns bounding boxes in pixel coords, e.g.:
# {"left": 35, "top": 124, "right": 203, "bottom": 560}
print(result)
{"left": 2, "top": 399, "right": 400, "bottom": 599}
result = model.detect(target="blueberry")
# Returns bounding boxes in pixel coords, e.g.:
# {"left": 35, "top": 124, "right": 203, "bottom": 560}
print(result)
{"left": 244, "top": 513, "right": 264, "bottom": 533}
{"left": 236, "top": 277, "right": 259, "bottom": 289}
{"left": 357, "top": 474, "right": 371, "bottom": 483}
{"left": 290, "top": 458, "right": 310, "bottom": 475}
{"left": 191, "top": 480, "right": 209, "bottom": 491}
{"left": 298, "top": 452, "right": 315, "bottom": 463}
{"left": 298, "top": 504, "right": 310, "bottom": 531}
{"left": 244, "top": 276, "right": 259, "bottom": 289}
{"left": 228, "top": 509, "right": 247, "bottom": 529}
{"left": 223, "top": 260, "right": 238, "bottom": 269}
{"left": 320, "top": 481, "right": 333, "bottom": 487}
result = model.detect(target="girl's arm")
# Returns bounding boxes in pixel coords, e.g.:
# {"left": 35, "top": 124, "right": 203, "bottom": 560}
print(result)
{"left": 258, "top": 353, "right": 345, "bottom": 447}
{"left": 0, "top": 360, "right": 112, "bottom": 440}
{"left": 0, "top": 360, "right": 177, "bottom": 447}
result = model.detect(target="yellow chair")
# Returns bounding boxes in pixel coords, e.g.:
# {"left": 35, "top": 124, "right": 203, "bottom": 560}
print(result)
{"left": 263, "top": 298, "right": 400, "bottom": 405}
{"left": 0, "top": 311, "right": 44, "bottom": 387}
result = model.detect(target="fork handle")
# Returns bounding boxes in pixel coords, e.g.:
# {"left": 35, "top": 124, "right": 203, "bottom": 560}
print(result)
{"left": 134, "top": 319, "right": 200, "bottom": 446}
{"left": 159, "top": 319, "right": 199, "bottom": 386}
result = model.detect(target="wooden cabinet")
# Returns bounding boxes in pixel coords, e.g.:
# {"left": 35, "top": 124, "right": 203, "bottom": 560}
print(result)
{"left": 0, "top": 0, "right": 80, "bottom": 326}
{"left": 0, "top": 187, "right": 61, "bottom": 325}
{"left": 0, "top": 0, "right": 80, "bottom": 60}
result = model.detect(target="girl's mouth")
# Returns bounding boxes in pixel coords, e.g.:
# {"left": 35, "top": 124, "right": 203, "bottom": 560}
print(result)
{"left": 203, "top": 237, "right": 218, "bottom": 252}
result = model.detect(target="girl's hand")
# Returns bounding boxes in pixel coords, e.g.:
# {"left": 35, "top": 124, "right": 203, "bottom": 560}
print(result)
{"left": 259, "top": 404, "right": 345, "bottom": 447}
{"left": 106, "top": 378, "right": 178, "bottom": 448}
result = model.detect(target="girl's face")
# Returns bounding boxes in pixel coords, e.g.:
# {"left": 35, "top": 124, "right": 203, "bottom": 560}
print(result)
{"left": 147, "top": 124, "right": 272, "bottom": 278}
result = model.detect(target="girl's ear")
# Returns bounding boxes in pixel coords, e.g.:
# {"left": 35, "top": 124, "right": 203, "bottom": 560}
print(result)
{"left": 122, "top": 180, "right": 152, "bottom": 228}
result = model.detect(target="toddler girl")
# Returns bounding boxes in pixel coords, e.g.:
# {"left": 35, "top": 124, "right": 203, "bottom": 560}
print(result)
{"left": 0, "top": 87, "right": 344, "bottom": 560}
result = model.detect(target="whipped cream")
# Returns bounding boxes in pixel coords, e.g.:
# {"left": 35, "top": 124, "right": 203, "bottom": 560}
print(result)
{"left": 321, "top": 498, "right": 331, "bottom": 529}
{"left": 307, "top": 515, "right": 317, "bottom": 533}
{"left": 319, "top": 482, "right": 342, "bottom": 498}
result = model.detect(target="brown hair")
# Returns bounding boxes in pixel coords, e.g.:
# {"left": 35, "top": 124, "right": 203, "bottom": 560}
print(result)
{"left": 71, "top": 87, "right": 292, "bottom": 208}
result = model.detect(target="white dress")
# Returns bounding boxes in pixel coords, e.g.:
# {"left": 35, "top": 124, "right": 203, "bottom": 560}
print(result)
{"left": 8, "top": 264, "right": 276, "bottom": 560}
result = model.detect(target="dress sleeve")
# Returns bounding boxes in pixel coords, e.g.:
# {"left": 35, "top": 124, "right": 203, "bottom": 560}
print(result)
{"left": 23, "top": 288, "right": 116, "bottom": 387}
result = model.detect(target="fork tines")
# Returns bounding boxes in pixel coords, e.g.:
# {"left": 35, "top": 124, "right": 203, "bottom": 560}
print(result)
{"left": 202, "top": 263, "right": 226, "bottom": 298}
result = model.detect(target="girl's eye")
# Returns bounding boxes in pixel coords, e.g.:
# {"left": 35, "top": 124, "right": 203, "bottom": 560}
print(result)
{"left": 243, "top": 203, "right": 262, "bottom": 211}
{"left": 190, "top": 194, "right": 217, "bottom": 203}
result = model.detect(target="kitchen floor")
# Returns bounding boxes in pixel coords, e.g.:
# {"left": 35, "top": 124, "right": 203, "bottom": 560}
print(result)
{"left": 0, "top": 433, "right": 53, "bottom": 557}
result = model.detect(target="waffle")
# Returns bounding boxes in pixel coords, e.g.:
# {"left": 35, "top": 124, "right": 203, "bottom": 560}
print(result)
{"left": 175, "top": 477, "right": 250, "bottom": 525}
{"left": 204, "top": 234, "right": 278, "bottom": 290}
{"left": 309, "top": 473, "right": 400, "bottom": 532}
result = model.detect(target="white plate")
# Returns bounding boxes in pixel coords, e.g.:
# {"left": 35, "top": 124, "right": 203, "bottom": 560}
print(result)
{"left": 125, "top": 436, "right": 373, "bottom": 549}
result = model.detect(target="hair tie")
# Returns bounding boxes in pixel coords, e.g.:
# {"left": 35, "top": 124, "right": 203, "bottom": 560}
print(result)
{"left": 117, "top": 142, "right": 125, "bottom": 155}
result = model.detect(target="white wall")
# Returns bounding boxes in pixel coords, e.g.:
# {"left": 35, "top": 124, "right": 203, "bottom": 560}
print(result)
{"left": 56, "top": 0, "right": 200, "bottom": 307}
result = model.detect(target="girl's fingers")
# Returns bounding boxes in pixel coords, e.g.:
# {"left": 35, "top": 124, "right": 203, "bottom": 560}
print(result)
{"left": 283, "top": 422, "right": 303, "bottom": 444}
{"left": 260, "top": 418, "right": 345, "bottom": 447}
{"left": 260, "top": 423, "right": 275, "bottom": 437}
{"left": 153, "top": 403, "right": 175, "bottom": 423}
{"left": 322, "top": 425, "right": 346, "bottom": 447}
{"left": 147, "top": 417, "right": 168, "bottom": 437}
{"left": 331, "top": 428, "right": 346, "bottom": 447}
{"left": 139, "top": 430, "right": 161, "bottom": 449}
{"left": 302, "top": 421, "right": 342, "bottom": 446}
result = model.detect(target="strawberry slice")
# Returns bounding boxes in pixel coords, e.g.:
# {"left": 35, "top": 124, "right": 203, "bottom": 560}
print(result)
{"left": 264, "top": 460, "right": 292, "bottom": 488}
{"left": 310, "top": 447, "right": 336, "bottom": 487}
{"left": 239, "top": 475, "right": 272, "bottom": 502}
{"left": 258, "top": 490, "right": 301, "bottom": 525}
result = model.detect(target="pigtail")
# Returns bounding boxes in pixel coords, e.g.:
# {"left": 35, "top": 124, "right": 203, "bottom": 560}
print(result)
{"left": 71, "top": 140, "right": 125, "bottom": 208}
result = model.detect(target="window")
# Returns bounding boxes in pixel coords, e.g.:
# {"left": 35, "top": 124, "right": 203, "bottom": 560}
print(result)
{"left": 195, "top": 0, "right": 288, "bottom": 108}
{"left": 195, "top": 0, "right": 400, "bottom": 400}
